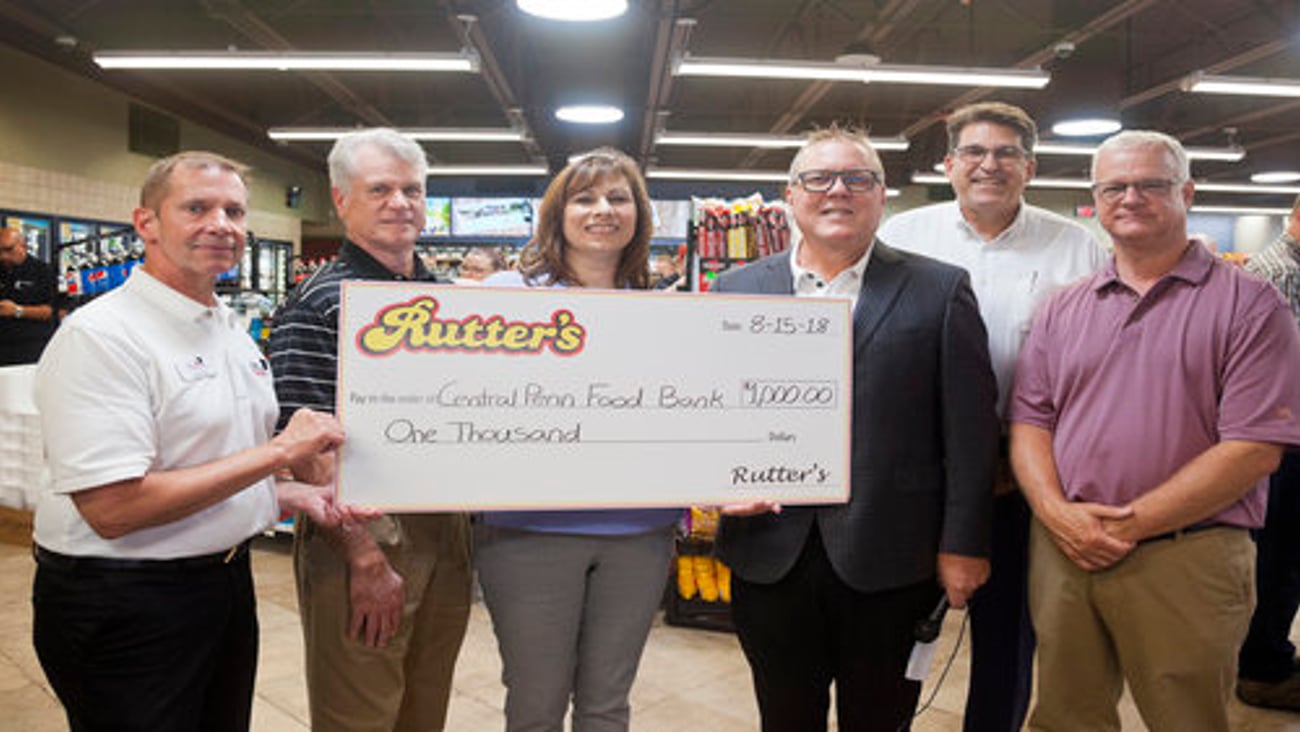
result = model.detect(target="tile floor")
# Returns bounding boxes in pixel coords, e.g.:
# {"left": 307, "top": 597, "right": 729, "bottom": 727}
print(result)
{"left": 1, "top": 537, "right": 1298, "bottom": 731}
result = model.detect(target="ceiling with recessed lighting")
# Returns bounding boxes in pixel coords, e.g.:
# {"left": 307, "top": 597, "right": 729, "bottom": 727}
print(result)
{"left": 1, "top": 0, "right": 1298, "bottom": 207}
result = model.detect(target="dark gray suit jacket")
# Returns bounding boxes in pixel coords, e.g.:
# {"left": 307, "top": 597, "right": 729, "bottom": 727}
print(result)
{"left": 713, "top": 242, "right": 999, "bottom": 593}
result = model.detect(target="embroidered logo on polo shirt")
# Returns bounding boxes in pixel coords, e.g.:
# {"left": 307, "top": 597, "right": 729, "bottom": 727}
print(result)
{"left": 175, "top": 354, "right": 216, "bottom": 382}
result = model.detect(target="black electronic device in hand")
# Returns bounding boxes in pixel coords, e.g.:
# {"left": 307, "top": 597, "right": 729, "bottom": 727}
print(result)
{"left": 913, "top": 595, "right": 949, "bottom": 643}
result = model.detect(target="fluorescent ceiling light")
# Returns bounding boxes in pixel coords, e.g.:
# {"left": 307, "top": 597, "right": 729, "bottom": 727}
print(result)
{"left": 912, "top": 172, "right": 1300, "bottom": 196}
{"left": 913, "top": 172, "right": 1090, "bottom": 189}
{"left": 675, "top": 55, "right": 1049, "bottom": 89}
{"left": 1050, "top": 118, "right": 1122, "bottom": 137}
{"left": 648, "top": 167, "right": 899, "bottom": 196}
{"left": 427, "top": 165, "right": 549, "bottom": 176}
{"left": 1196, "top": 181, "right": 1300, "bottom": 195}
{"left": 517, "top": 0, "right": 627, "bottom": 21}
{"left": 648, "top": 168, "right": 790, "bottom": 182}
{"left": 655, "top": 131, "right": 910, "bottom": 151}
{"left": 1250, "top": 171, "right": 1300, "bottom": 184}
{"left": 1191, "top": 205, "right": 1294, "bottom": 215}
{"left": 268, "top": 127, "right": 524, "bottom": 142}
{"left": 555, "top": 105, "right": 624, "bottom": 124}
{"left": 1033, "top": 141, "right": 1245, "bottom": 162}
{"left": 1183, "top": 72, "right": 1300, "bottom": 98}
{"left": 93, "top": 51, "right": 476, "bottom": 72}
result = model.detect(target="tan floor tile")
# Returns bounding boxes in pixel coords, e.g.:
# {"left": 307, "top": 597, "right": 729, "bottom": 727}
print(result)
{"left": 0, "top": 653, "right": 30, "bottom": 693}
{"left": 255, "top": 674, "right": 311, "bottom": 728}
{"left": 0, "top": 683, "right": 66, "bottom": 732}
{"left": 634, "top": 694, "right": 759, "bottom": 732}
{"left": 445, "top": 689, "right": 510, "bottom": 731}
{"left": 3, "top": 539, "right": 1300, "bottom": 731}
{"left": 250, "top": 691, "right": 309, "bottom": 732}
{"left": 910, "top": 707, "right": 964, "bottom": 731}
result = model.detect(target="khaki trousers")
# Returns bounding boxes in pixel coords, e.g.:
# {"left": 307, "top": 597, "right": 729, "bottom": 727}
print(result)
{"left": 1027, "top": 519, "right": 1255, "bottom": 732}
{"left": 295, "top": 512, "right": 472, "bottom": 732}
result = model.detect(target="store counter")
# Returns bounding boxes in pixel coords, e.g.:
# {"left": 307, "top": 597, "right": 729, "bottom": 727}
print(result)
{"left": 0, "top": 365, "right": 47, "bottom": 509}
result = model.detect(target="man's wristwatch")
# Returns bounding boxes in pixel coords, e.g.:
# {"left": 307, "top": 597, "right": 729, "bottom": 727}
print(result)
{"left": 12, "top": 305, "right": 23, "bottom": 319}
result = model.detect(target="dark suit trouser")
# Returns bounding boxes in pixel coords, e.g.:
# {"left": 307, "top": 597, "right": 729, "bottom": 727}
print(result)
{"left": 1239, "top": 448, "right": 1300, "bottom": 682}
{"left": 731, "top": 526, "right": 938, "bottom": 732}
{"left": 32, "top": 549, "right": 258, "bottom": 732}
{"left": 964, "top": 490, "right": 1035, "bottom": 732}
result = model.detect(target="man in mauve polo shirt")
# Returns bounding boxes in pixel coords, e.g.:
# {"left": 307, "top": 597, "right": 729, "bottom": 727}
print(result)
{"left": 1009, "top": 130, "right": 1300, "bottom": 732}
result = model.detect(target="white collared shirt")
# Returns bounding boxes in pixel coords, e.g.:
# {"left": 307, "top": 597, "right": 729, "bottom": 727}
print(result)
{"left": 788, "top": 236, "right": 873, "bottom": 309}
{"left": 33, "top": 269, "right": 279, "bottom": 558}
{"left": 879, "top": 200, "right": 1106, "bottom": 416}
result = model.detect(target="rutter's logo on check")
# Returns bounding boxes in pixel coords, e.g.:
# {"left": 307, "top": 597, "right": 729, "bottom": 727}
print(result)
{"left": 357, "top": 296, "right": 586, "bottom": 357}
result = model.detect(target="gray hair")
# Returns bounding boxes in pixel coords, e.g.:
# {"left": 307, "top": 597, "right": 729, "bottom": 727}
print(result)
{"left": 1091, "top": 130, "right": 1190, "bottom": 182}
{"left": 327, "top": 128, "right": 429, "bottom": 194}
{"left": 788, "top": 123, "right": 884, "bottom": 185}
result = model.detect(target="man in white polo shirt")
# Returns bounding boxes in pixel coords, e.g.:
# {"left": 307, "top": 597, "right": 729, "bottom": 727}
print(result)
{"left": 879, "top": 101, "right": 1106, "bottom": 732}
{"left": 31, "top": 151, "right": 346, "bottom": 732}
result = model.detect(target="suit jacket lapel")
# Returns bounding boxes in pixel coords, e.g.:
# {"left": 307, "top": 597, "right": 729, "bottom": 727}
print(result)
{"left": 853, "top": 241, "right": 910, "bottom": 345}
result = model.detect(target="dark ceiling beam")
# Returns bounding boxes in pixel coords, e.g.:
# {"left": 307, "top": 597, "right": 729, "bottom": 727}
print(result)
{"left": 200, "top": 0, "right": 395, "bottom": 131}
{"left": 1242, "top": 128, "right": 1300, "bottom": 159}
{"left": 898, "top": 0, "right": 1162, "bottom": 140}
{"left": 1180, "top": 99, "right": 1300, "bottom": 145}
{"left": 636, "top": 0, "right": 687, "bottom": 168}
{"left": 737, "top": 0, "right": 929, "bottom": 168}
{"left": 0, "top": 0, "right": 66, "bottom": 37}
{"left": 1119, "top": 39, "right": 1290, "bottom": 110}
{"left": 446, "top": 8, "right": 545, "bottom": 164}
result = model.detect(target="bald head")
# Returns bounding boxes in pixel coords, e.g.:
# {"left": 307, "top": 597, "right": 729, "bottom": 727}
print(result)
{"left": 0, "top": 228, "right": 27, "bottom": 268}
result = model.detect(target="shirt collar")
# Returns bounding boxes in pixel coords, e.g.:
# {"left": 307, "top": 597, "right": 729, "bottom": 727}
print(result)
{"left": 954, "top": 200, "right": 1028, "bottom": 246}
{"left": 338, "top": 240, "right": 434, "bottom": 282}
{"left": 788, "top": 236, "right": 873, "bottom": 286}
{"left": 1093, "top": 238, "right": 1214, "bottom": 293}
{"left": 129, "top": 268, "right": 236, "bottom": 326}
{"left": 1282, "top": 231, "right": 1300, "bottom": 261}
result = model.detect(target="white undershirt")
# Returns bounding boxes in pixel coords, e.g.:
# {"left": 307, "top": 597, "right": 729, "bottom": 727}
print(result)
{"left": 788, "top": 236, "right": 873, "bottom": 308}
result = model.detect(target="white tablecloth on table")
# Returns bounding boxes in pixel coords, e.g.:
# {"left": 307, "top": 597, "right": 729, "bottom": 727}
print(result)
{"left": 0, "top": 365, "right": 47, "bottom": 509}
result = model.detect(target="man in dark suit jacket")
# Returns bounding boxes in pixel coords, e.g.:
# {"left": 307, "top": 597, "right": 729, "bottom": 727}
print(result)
{"left": 713, "top": 125, "right": 999, "bottom": 732}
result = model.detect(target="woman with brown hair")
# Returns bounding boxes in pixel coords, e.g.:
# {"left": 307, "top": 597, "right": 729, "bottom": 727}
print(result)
{"left": 477, "top": 148, "right": 679, "bottom": 732}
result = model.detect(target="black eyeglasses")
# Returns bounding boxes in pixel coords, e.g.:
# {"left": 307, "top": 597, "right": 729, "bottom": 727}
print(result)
{"left": 952, "top": 145, "right": 1028, "bottom": 164}
{"left": 1091, "top": 179, "right": 1181, "bottom": 203}
{"left": 793, "top": 169, "right": 883, "bottom": 193}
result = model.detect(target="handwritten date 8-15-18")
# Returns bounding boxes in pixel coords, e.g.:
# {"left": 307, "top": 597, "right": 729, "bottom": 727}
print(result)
{"left": 719, "top": 315, "right": 834, "bottom": 335}
{"left": 750, "top": 314, "right": 832, "bottom": 335}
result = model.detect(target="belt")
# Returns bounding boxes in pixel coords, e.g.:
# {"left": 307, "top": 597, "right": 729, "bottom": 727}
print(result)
{"left": 33, "top": 540, "right": 251, "bottom": 572}
{"left": 1138, "top": 523, "right": 1242, "bottom": 545}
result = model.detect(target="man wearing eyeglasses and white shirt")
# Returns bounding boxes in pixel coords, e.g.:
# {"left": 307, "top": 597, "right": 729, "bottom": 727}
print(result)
{"left": 1009, "top": 130, "right": 1300, "bottom": 731}
{"left": 878, "top": 102, "right": 1106, "bottom": 732}
{"left": 714, "top": 125, "right": 999, "bottom": 731}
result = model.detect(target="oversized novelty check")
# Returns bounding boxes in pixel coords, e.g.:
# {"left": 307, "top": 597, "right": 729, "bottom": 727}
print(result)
{"left": 337, "top": 282, "right": 851, "bottom": 510}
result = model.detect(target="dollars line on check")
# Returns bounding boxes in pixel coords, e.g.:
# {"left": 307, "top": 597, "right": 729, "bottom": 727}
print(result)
{"left": 381, "top": 418, "right": 773, "bottom": 445}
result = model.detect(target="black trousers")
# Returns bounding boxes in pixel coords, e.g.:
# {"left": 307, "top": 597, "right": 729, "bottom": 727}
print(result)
{"left": 963, "top": 490, "right": 1035, "bottom": 732}
{"left": 731, "top": 526, "right": 939, "bottom": 732}
{"left": 1239, "top": 448, "right": 1300, "bottom": 682}
{"left": 32, "top": 547, "right": 259, "bottom": 732}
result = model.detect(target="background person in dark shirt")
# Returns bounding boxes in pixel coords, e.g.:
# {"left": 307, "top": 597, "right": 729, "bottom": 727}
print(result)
{"left": 0, "top": 227, "right": 57, "bottom": 366}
